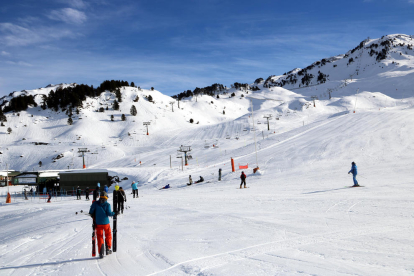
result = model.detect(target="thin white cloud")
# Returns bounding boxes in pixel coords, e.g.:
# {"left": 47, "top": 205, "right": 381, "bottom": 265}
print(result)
{"left": 1, "top": 51, "right": 10, "bottom": 56}
{"left": 67, "top": 0, "right": 87, "bottom": 9}
{"left": 0, "top": 22, "right": 76, "bottom": 46}
{"left": 48, "top": 8, "right": 87, "bottom": 25}
{"left": 408, "top": 0, "right": 414, "bottom": 4}
{"left": 6, "top": 60, "right": 33, "bottom": 67}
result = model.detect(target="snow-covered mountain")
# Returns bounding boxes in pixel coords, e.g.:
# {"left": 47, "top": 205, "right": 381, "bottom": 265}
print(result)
{"left": 1, "top": 34, "right": 414, "bottom": 275}
{"left": 0, "top": 34, "right": 413, "bottom": 172}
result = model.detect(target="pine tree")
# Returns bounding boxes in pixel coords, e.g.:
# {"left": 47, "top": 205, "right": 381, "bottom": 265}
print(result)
{"left": 0, "top": 108, "right": 6, "bottom": 122}
{"left": 7, "top": 127, "right": 12, "bottom": 134}
{"left": 67, "top": 117, "right": 73, "bottom": 125}
{"left": 111, "top": 115, "right": 114, "bottom": 121}
{"left": 113, "top": 100, "right": 119, "bottom": 110}
{"left": 121, "top": 114, "right": 126, "bottom": 121}
{"left": 130, "top": 105, "right": 137, "bottom": 116}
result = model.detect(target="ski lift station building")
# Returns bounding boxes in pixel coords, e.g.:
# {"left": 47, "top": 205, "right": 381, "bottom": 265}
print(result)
{"left": 59, "top": 169, "right": 109, "bottom": 191}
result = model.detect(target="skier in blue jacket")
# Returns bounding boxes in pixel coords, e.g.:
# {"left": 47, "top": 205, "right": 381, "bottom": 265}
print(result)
{"left": 131, "top": 181, "right": 139, "bottom": 198}
{"left": 89, "top": 191, "right": 115, "bottom": 258}
{"left": 348, "top": 162, "right": 359, "bottom": 186}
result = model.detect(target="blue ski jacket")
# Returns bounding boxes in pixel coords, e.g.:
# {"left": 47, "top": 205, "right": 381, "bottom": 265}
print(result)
{"left": 131, "top": 182, "right": 138, "bottom": 190}
{"left": 89, "top": 200, "right": 114, "bottom": 225}
{"left": 348, "top": 164, "right": 357, "bottom": 175}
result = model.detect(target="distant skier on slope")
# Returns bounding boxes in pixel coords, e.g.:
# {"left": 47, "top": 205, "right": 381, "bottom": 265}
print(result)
{"left": 195, "top": 176, "right": 204, "bottom": 184}
{"left": 348, "top": 162, "right": 359, "bottom": 187}
{"left": 131, "top": 181, "right": 139, "bottom": 198}
{"left": 89, "top": 191, "right": 115, "bottom": 258}
{"left": 240, "top": 171, "right": 247, "bottom": 189}
{"left": 188, "top": 175, "right": 193, "bottom": 185}
{"left": 218, "top": 168, "right": 222, "bottom": 181}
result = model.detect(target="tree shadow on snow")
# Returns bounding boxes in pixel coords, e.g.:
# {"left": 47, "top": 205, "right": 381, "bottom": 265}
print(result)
{"left": 0, "top": 258, "right": 96, "bottom": 270}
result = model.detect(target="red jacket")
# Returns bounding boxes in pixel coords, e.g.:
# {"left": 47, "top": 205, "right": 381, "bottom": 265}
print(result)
{"left": 240, "top": 172, "right": 246, "bottom": 180}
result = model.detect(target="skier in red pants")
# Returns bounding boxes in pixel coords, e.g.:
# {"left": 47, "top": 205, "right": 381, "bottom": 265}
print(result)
{"left": 89, "top": 191, "right": 115, "bottom": 258}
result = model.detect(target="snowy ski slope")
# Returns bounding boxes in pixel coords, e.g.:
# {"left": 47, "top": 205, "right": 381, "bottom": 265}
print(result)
{"left": 0, "top": 34, "right": 414, "bottom": 275}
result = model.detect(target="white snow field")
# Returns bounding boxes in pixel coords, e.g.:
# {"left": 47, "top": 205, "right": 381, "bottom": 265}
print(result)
{"left": 1, "top": 34, "right": 414, "bottom": 275}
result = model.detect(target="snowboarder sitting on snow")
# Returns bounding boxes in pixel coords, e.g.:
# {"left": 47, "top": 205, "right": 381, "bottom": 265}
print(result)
{"left": 89, "top": 191, "right": 115, "bottom": 258}
{"left": 240, "top": 171, "right": 247, "bottom": 189}
{"left": 348, "top": 161, "right": 359, "bottom": 187}
{"left": 161, "top": 184, "right": 170, "bottom": 189}
{"left": 195, "top": 176, "right": 204, "bottom": 184}
{"left": 131, "top": 181, "right": 139, "bottom": 198}
{"left": 93, "top": 183, "right": 101, "bottom": 202}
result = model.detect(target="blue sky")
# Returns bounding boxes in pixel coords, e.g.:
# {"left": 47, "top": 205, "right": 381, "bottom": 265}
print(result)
{"left": 0, "top": 0, "right": 413, "bottom": 96}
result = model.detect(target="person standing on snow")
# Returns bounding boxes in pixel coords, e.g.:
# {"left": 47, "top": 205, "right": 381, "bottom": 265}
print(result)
{"left": 131, "top": 181, "right": 139, "bottom": 198}
{"left": 47, "top": 189, "right": 52, "bottom": 202}
{"left": 240, "top": 171, "right": 247, "bottom": 189}
{"left": 24, "top": 189, "right": 28, "bottom": 200}
{"left": 93, "top": 183, "right": 101, "bottom": 202}
{"left": 85, "top": 187, "right": 90, "bottom": 200}
{"left": 348, "top": 161, "right": 359, "bottom": 187}
{"left": 76, "top": 186, "right": 82, "bottom": 200}
{"left": 188, "top": 175, "right": 193, "bottom": 185}
{"left": 89, "top": 191, "right": 115, "bottom": 258}
{"left": 218, "top": 168, "right": 222, "bottom": 181}
{"left": 113, "top": 185, "right": 120, "bottom": 215}
{"left": 118, "top": 187, "right": 126, "bottom": 214}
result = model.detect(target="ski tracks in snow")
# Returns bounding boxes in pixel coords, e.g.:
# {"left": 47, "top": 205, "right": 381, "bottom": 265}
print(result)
{"left": 145, "top": 223, "right": 409, "bottom": 276}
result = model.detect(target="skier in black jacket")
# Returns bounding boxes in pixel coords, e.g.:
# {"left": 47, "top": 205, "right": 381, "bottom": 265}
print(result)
{"left": 118, "top": 187, "right": 126, "bottom": 214}
{"left": 93, "top": 183, "right": 101, "bottom": 202}
{"left": 85, "top": 187, "right": 90, "bottom": 200}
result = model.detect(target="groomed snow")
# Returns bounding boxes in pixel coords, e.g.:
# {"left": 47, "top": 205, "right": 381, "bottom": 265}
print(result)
{"left": 0, "top": 34, "right": 414, "bottom": 275}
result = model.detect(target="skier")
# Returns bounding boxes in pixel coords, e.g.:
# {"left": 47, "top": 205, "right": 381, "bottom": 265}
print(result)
{"left": 76, "top": 186, "right": 82, "bottom": 200}
{"left": 189, "top": 175, "right": 193, "bottom": 185}
{"left": 240, "top": 171, "right": 247, "bottom": 188}
{"left": 24, "top": 189, "right": 28, "bottom": 200}
{"left": 93, "top": 183, "right": 101, "bottom": 202}
{"left": 195, "top": 176, "right": 204, "bottom": 184}
{"left": 131, "top": 181, "right": 139, "bottom": 198}
{"left": 30, "top": 187, "right": 34, "bottom": 196}
{"left": 113, "top": 185, "right": 120, "bottom": 215}
{"left": 218, "top": 168, "right": 222, "bottom": 181}
{"left": 348, "top": 161, "right": 359, "bottom": 187}
{"left": 85, "top": 187, "right": 90, "bottom": 200}
{"left": 89, "top": 191, "right": 115, "bottom": 258}
{"left": 47, "top": 189, "right": 52, "bottom": 202}
{"left": 117, "top": 187, "right": 126, "bottom": 214}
